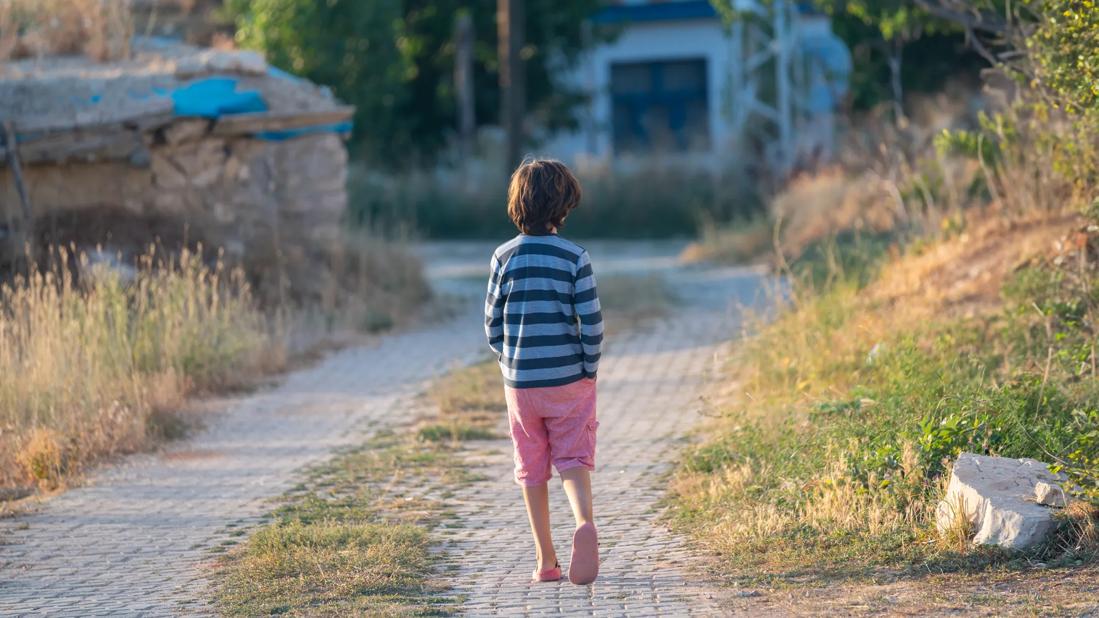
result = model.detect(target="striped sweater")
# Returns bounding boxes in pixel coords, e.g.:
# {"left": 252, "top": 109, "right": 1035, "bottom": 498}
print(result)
{"left": 485, "top": 234, "right": 604, "bottom": 389}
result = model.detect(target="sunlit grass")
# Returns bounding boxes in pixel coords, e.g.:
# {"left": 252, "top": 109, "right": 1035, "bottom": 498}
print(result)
{"left": 215, "top": 357, "right": 503, "bottom": 615}
{"left": 0, "top": 248, "right": 275, "bottom": 492}
{"left": 215, "top": 429, "right": 466, "bottom": 616}
{"left": 672, "top": 216, "right": 1099, "bottom": 588}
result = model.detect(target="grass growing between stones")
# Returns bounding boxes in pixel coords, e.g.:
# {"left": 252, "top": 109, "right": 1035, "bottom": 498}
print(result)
{"left": 596, "top": 272, "right": 675, "bottom": 333}
{"left": 213, "top": 429, "right": 475, "bottom": 617}
{"left": 418, "top": 361, "right": 506, "bottom": 444}
{"left": 214, "top": 359, "right": 503, "bottom": 616}
{"left": 671, "top": 212, "right": 1099, "bottom": 611}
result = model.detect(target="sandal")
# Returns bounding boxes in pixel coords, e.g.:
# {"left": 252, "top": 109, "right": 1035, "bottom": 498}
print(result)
{"left": 532, "top": 560, "right": 561, "bottom": 583}
{"left": 568, "top": 522, "right": 599, "bottom": 584}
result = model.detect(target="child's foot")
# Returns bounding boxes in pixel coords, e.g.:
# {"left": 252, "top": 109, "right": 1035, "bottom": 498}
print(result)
{"left": 532, "top": 559, "right": 561, "bottom": 583}
{"left": 568, "top": 522, "right": 599, "bottom": 584}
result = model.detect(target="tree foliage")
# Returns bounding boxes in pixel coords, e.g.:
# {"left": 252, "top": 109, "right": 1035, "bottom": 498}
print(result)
{"left": 224, "top": 0, "right": 601, "bottom": 165}
{"left": 826, "top": 1, "right": 982, "bottom": 113}
{"left": 226, "top": 0, "right": 411, "bottom": 156}
{"left": 1026, "top": 0, "right": 1099, "bottom": 115}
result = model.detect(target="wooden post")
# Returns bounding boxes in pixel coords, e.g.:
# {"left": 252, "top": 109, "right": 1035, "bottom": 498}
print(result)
{"left": 773, "top": 0, "right": 793, "bottom": 177}
{"left": 454, "top": 12, "right": 476, "bottom": 160}
{"left": 581, "top": 19, "right": 597, "bottom": 156}
{"left": 497, "top": 0, "right": 525, "bottom": 172}
{"left": 3, "top": 121, "right": 34, "bottom": 258}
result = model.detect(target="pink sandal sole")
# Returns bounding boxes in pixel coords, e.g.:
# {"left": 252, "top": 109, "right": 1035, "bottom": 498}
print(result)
{"left": 568, "top": 522, "right": 599, "bottom": 584}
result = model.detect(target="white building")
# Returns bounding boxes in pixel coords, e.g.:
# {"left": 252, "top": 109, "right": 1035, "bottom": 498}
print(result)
{"left": 544, "top": 0, "right": 851, "bottom": 174}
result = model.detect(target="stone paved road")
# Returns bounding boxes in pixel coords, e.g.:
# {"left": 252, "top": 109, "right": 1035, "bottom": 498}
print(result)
{"left": 0, "top": 241, "right": 767, "bottom": 616}
{"left": 0, "top": 264, "right": 487, "bottom": 616}
{"left": 436, "top": 248, "right": 767, "bottom": 617}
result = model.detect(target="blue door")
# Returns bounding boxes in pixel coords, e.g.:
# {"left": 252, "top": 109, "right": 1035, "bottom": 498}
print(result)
{"left": 611, "top": 59, "right": 709, "bottom": 154}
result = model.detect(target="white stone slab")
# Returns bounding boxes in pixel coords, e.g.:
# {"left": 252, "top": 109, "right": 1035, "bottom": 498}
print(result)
{"left": 936, "top": 452, "right": 1065, "bottom": 551}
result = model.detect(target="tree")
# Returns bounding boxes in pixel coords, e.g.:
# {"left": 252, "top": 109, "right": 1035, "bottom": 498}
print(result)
{"left": 851, "top": 3, "right": 936, "bottom": 119}
{"left": 225, "top": 0, "right": 413, "bottom": 157}
{"left": 224, "top": 0, "right": 602, "bottom": 165}
{"left": 1023, "top": 0, "right": 1099, "bottom": 115}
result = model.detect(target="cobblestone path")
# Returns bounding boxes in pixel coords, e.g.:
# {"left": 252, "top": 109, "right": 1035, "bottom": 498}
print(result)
{"left": 0, "top": 241, "right": 765, "bottom": 616}
{"left": 0, "top": 285, "right": 486, "bottom": 616}
{"left": 438, "top": 257, "right": 766, "bottom": 617}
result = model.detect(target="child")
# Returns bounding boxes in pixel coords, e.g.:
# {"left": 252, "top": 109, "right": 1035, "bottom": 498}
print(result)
{"left": 484, "top": 158, "right": 603, "bottom": 585}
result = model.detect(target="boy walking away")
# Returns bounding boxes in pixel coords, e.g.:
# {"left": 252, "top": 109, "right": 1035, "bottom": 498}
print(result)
{"left": 484, "top": 158, "right": 604, "bottom": 585}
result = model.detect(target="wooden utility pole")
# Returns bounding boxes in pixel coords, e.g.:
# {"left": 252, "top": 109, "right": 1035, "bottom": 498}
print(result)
{"left": 454, "top": 13, "right": 476, "bottom": 160}
{"left": 2, "top": 121, "right": 34, "bottom": 259}
{"left": 773, "top": 0, "right": 794, "bottom": 177}
{"left": 497, "top": 0, "right": 525, "bottom": 171}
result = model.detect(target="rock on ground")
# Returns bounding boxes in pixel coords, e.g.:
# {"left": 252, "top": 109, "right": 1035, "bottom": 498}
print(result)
{"left": 936, "top": 452, "right": 1065, "bottom": 551}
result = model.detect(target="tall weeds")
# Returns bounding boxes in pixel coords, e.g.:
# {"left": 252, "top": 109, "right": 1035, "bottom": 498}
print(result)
{"left": 0, "top": 247, "right": 274, "bottom": 491}
{"left": 0, "top": 0, "right": 134, "bottom": 61}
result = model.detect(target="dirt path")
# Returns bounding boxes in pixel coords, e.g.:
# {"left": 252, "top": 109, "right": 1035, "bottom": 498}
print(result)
{"left": 0, "top": 242, "right": 765, "bottom": 616}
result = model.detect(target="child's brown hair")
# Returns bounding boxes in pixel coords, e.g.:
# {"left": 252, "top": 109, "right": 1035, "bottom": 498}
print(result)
{"left": 507, "top": 158, "right": 582, "bottom": 235}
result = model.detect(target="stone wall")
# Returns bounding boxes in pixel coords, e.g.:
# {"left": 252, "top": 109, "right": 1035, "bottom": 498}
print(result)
{"left": 0, "top": 129, "right": 348, "bottom": 301}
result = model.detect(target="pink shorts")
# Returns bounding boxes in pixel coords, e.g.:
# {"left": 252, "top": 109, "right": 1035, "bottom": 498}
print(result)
{"left": 504, "top": 377, "right": 599, "bottom": 487}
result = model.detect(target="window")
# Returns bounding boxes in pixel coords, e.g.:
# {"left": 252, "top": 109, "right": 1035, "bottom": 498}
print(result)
{"left": 611, "top": 58, "right": 709, "bottom": 153}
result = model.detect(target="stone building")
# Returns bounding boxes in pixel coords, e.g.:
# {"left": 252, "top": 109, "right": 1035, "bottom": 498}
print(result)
{"left": 0, "top": 37, "right": 353, "bottom": 300}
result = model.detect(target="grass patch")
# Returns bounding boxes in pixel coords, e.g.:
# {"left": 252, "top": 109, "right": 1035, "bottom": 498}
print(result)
{"left": 0, "top": 237, "right": 429, "bottom": 501}
{"left": 215, "top": 428, "right": 473, "bottom": 616}
{"left": 230, "top": 520, "right": 432, "bottom": 615}
{"left": 597, "top": 272, "right": 675, "bottom": 332}
{"left": 681, "top": 218, "right": 775, "bottom": 265}
{"left": 672, "top": 213, "right": 1099, "bottom": 590}
{"left": 0, "top": 248, "right": 276, "bottom": 493}
{"left": 215, "top": 356, "right": 509, "bottom": 616}
{"left": 424, "top": 359, "right": 505, "bottom": 443}
{"left": 416, "top": 424, "right": 497, "bottom": 443}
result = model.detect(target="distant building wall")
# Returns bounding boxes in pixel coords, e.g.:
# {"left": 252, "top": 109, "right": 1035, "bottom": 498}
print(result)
{"left": 0, "top": 129, "right": 347, "bottom": 299}
{"left": 542, "top": 0, "right": 850, "bottom": 174}
{"left": 546, "top": 18, "right": 735, "bottom": 164}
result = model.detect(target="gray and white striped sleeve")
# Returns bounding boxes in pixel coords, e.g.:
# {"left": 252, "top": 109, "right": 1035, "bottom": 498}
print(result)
{"left": 485, "top": 254, "right": 505, "bottom": 357}
{"left": 573, "top": 250, "right": 603, "bottom": 377}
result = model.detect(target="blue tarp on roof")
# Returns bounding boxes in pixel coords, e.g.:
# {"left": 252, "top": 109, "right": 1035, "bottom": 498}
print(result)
{"left": 593, "top": 1, "right": 718, "bottom": 24}
{"left": 593, "top": 1, "right": 821, "bottom": 24}
{"left": 168, "top": 77, "right": 267, "bottom": 117}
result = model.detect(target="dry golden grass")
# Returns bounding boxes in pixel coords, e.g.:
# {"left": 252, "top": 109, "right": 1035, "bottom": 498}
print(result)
{"left": 0, "top": 247, "right": 274, "bottom": 492}
{"left": 680, "top": 218, "right": 774, "bottom": 265}
{"left": 671, "top": 204, "right": 1086, "bottom": 591}
{"left": 0, "top": 233, "right": 431, "bottom": 499}
{"left": 867, "top": 209, "right": 1082, "bottom": 318}
{"left": 418, "top": 359, "right": 503, "bottom": 443}
{"left": 0, "top": 0, "right": 134, "bottom": 61}
{"left": 215, "top": 350, "right": 499, "bottom": 615}
{"left": 725, "top": 207, "right": 1082, "bottom": 417}
{"left": 770, "top": 168, "right": 902, "bottom": 258}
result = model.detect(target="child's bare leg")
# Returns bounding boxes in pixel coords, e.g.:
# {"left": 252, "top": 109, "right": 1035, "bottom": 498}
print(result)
{"left": 560, "top": 468, "right": 594, "bottom": 527}
{"left": 522, "top": 482, "right": 557, "bottom": 570}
